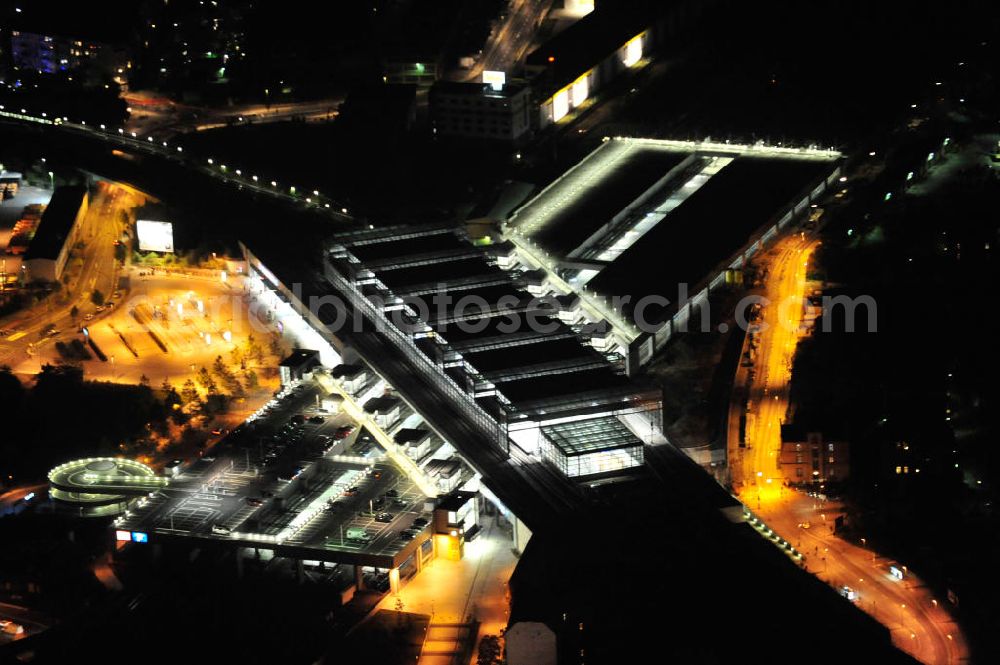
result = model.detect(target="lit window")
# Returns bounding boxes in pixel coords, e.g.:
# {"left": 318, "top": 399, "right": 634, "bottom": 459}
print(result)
{"left": 571, "top": 76, "right": 589, "bottom": 106}
{"left": 552, "top": 89, "right": 570, "bottom": 122}
{"left": 623, "top": 34, "right": 643, "bottom": 67}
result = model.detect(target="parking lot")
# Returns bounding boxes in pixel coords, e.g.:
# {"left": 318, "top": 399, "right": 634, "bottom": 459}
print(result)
{"left": 117, "top": 379, "right": 435, "bottom": 570}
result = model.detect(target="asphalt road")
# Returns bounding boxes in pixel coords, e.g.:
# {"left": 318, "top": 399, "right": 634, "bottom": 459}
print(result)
{"left": 741, "top": 234, "right": 813, "bottom": 502}
{"left": 0, "top": 184, "right": 133, "bottom": 369}
{"left": 759, "top": 492, "right": 968, "bottom": 665}
{"left": 731, "top": 231, "right": 969, "bottom": 663}
{"left": 464, "top": 0, "right": 551, "bottom": 81}
{"left": 125, "top": 94, "right": 344, "bottom": 138}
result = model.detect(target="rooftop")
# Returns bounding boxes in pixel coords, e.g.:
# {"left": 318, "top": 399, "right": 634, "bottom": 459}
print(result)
{"left": 492, "top": 366, "right": 634, "bottom": 410}
{"left": 327, "top": 223, "right": 659, "bottom": 426}
{"left": 529, "top": 146, "right": 687, "bottom": 255}
{"left": 394, "top": 428, "right": 431, "bottom": 445}
{"left": 331, "top": 364, "right": 367, "bottom": 380}
{"left": 436, "top": 490, "right": 476, "bottom": 512}
{"left": 23, "top": 186, "right": 87, "bottom": 262}
{"left": 542, "top": 416, "right": 645, "bottom": 457}
{"left": 279, "top": 349, "right": 320, "bottom": 368}
{"left": 431, "top": 79, "right": 529, "bottom": 99}
{"left": 506, "top": 137, "right": 841, "bottom": 334}
{"left": 463, "top": 337, "right": 601, "bottom": 376}
{"left": 347, "top": 231, "right": 468, "bottom": 264}
{"left": 588, "top": 155, "right": 833, "bottom": 323}
{"left": 376, "top": 257, "right": 504, "bottom": 292}
{"left": 526, "top": 3, "right": 658, "bottom": 98}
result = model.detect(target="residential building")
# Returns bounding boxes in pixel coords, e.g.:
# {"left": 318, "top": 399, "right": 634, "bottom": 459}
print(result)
{"left": 780, "top": 427, "right": 850, "bottom": 484}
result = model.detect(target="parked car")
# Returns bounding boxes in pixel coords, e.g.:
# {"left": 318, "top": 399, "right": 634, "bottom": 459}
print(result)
{"left": 375, "top": 512, "right": 394, "bottom": 523}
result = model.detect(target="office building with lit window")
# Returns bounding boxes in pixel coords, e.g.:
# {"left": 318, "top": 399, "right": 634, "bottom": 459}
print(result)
{"left": 779, "top": 427, "right": 850, "bottom": 484}
{"left": 430, "top": 79, "right": 533, "bottom": 144}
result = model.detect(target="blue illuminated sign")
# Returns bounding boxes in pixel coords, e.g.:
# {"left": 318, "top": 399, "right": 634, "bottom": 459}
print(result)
{"left": 131, "top": 531, "right": 149, "bottom": 543}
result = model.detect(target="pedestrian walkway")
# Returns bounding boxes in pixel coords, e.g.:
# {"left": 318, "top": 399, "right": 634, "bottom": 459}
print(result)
{"left": 372, "top": 514, "right": 518, "bottom": 665}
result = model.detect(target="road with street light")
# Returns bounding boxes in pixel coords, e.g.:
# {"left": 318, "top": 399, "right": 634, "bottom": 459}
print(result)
{"left": 463, "top": 0, "right": 551, "bottom": 82}
{"left": 0, "top": 182, "right": 136, "bottom": 369}
{"left": 732, "top": 231, "right": 969, "bottom": 663}
{"left": 124, "top": 93, "right": 344, "bottom": 138}
{"left": 731, "top": 233, "right": 814, "bottom": 501}
{"left": 757, "top": 492, "right": 968, "bottom": 664}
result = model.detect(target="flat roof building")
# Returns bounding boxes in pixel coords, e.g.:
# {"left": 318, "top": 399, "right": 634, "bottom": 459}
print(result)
{"left": 278, "top": 349, "right": 321, "bottom": 385}
{"left": 503, "top": 137, "right": 843, "bottom": 372}
{"left": 325, "top": 223, "right": 663, "bottom": 480}
{"left": 430, "top": 80, "right": 533, "bottom": 145}
{"left": 23, "top": 185, "right": 88, "bottom": 283}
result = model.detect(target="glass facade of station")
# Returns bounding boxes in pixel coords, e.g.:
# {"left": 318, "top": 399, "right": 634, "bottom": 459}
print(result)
{"left": 540, "top": 417, "right": 645, "bottom": 478}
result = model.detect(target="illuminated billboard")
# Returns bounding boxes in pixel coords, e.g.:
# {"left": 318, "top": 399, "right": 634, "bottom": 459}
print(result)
{"left": 115, "top": 530, "right": 132, "bottom": 542}
{"left": 483, "top": 70, "right": 506, "bottom": 91}
{"left": 131, "top": 531, "right": 149, "bottom": 543}
{"left": 137, "top": 220, "right": 175, "bottom": 253}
